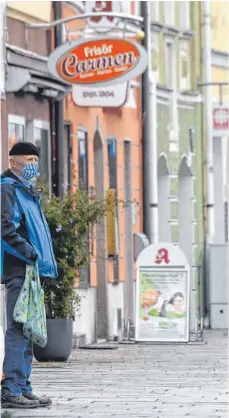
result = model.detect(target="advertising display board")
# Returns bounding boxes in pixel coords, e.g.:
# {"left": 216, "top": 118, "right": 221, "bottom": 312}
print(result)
{"left": 135, "top": 243, "right": 190, "bottom": 343}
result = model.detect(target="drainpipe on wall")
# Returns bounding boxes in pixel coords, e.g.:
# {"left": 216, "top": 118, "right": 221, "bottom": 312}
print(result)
{"left": 141, "top": 1, "right": 159, "bottom": 244}
{"left": 54, "top": 1, "right": 65, "bottom": 198}
{"left": 203, "top": 1, "right": 214, "bottom": 244}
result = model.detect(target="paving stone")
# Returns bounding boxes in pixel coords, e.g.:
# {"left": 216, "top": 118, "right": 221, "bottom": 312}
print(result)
{"left": 8, "top": 330, "right": 229, "bottom": 418}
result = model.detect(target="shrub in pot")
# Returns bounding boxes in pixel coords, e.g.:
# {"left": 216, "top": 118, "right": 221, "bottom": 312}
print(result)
{"left": 33, "top": 186, "right": 113, "bottom": 362}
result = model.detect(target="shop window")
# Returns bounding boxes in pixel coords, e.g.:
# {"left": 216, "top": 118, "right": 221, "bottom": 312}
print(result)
{"left": 78, "top": 129, "right": 88, "bottom": 190}
{"left": 8, "top": 115, "right": 25, "bottom": 152}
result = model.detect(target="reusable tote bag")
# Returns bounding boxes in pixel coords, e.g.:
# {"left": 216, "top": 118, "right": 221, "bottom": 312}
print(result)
{"left": 13, "top": 263, "right": 47, "bottom": 348}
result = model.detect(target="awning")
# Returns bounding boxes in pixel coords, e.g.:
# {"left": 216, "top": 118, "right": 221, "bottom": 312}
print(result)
{"left": 6, "top": 44, "right": 71, "bottom": 100}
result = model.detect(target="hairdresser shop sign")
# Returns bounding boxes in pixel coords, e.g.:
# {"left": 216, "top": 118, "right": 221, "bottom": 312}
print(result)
{"left": 48, "top": 38, "right": 148, "bottom": 87}
{"left": 135, "top": 243, "right": 190, "bottom": 343}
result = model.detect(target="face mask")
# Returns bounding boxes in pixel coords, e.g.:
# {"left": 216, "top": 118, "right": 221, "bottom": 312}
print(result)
{"left": 14, "top": 159, "right": 39, "bottom": 181}
{"left": 22, "top": 163, "right": 39, "bottom": 181}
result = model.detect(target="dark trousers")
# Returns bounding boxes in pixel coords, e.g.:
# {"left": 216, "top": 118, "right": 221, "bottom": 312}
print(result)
{"left": 1, "top": 277, "right": 33, "bottom": 397}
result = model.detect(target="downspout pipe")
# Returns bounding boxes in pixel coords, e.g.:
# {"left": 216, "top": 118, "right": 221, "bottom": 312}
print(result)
{"left": 54, "top": 1, "right": 64, "bottom": 198}
{"left": 203, "top": 1, "right": 214, "bottom": 244}
{"left": 141, "top": 1, "right": 159, "bottom": 244}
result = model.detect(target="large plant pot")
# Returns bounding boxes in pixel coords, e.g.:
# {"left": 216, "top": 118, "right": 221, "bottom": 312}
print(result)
{"left": 33, "top": 318, "right": 73, "bottom": 362}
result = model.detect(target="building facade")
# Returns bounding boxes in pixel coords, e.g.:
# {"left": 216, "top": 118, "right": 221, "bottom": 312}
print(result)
{"left": 1, "top": 1, "right": 68, "bottom": 186}
{"left": 61, "top": 1, "right": 144, "bottom": 343}
{"left": 149, "top": 1, "right": 204, "bottom": 331}
{"left": 210, "top": 1, "right": 229, "bottom": 244}
{"left": 1, "top": 1, "right": 207, "bottom": 343}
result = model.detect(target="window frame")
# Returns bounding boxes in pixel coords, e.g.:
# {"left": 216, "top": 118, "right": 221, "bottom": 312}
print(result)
{"left": 165, "top": 39, "right": 175, "bottom": 90}
{"left": 107, "top": 136, "right": 117, "bottom": 190}
{"left": 32, "top": 119, "right": 51, "bottom": 192}
{"left": 165, "top": 38, "right": 179, "bottom": 152}
{"left": 8, "top": 115, "right": 26, "bottom": 166}
{"left": 179, "top": 40, "right": 190, "bottom": 92}
{"left": 78, "top": 127, "right": 88, "bottom": 190}
{"left": 77, "top": 126, "right": 90, "bottom": 287}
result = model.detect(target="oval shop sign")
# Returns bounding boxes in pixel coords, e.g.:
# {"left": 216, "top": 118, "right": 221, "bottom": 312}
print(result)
{"left": 48, "top": 38, "right": 148, "bottom": 87}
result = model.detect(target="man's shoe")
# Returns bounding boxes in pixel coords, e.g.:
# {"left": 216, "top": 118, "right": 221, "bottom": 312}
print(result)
{"left": 23, "top": 392, "right": 52, "bottom": 407}
{"left": 1, "top": 394, "right": 39, "bottom": 409}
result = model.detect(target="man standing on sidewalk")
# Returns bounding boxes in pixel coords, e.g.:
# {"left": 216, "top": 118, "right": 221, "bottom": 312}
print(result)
{"left": 1, "top": 142, "right": 58, "bottom": 409}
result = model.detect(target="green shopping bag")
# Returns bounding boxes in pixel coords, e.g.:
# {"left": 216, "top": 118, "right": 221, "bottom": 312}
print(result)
{"left": 13, "top": 263, "right": 47, "bottom": 348}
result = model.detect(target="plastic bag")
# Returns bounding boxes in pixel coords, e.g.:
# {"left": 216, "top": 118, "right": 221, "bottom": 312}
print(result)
{"left": 13, "top": 263, "right": 47, "bottom": 348}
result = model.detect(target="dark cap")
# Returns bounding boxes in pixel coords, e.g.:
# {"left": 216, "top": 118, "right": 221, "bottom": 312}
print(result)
{"left": 9, "top": 142, "right": 39, "bottom": 157}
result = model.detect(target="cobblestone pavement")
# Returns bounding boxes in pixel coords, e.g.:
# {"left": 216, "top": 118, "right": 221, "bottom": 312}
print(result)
{"left": 6, "top": 330, "right": 229, "bottom": 418}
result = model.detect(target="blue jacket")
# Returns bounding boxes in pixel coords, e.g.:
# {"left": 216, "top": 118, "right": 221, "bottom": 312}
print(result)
{"left": 1, "top": 170, "right": 57, "bottom": 282}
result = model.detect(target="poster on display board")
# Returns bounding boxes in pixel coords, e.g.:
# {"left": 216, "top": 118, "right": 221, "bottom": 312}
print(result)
{"left": 135, "top": 243, "right": 190, "bottom": 343}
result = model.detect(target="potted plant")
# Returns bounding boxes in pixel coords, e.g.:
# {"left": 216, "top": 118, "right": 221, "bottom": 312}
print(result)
{"left": 33, "top": 186, "right": 112, "bottom": 362}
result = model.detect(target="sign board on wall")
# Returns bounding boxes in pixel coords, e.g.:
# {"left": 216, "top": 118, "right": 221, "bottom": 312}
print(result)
{"left": 48, "top": 37, "right": 148, "bottom": 87}
{"left": 212, "top": 104, "right": 229, "bottom": 136}
{"left": 72, "top": 82, "right": 129, "bottom": 107}
{"left": 135, "top": 243, "right": 190, "bottom": 343}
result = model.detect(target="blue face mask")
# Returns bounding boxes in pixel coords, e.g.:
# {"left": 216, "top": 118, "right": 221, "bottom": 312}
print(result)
{"left": 14, "top": 159, "right": 39, "bottom": 181}
{"left": 22, "top": 163, "right": 39, "bottom": 181}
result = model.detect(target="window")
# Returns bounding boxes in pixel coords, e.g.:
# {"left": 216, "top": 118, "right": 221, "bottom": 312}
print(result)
{"left": 107, "top": 137, "right": 117, "bottom": 189}
{"left": 78, "top": 129, "right": 88, "bottom": 190}
{"left": 165, "top": 41, "right": 174, "bottom": 89}
{"left": 63, "top": 123, "right": 71, "bottom": 194}
{"left": 78, "top": 128, "right": 89, "bottom": 285}
{"left": 26, "top": 120, "right": 51, "bottom": 190}
{"left": 180, "top": 40, "right": 190, "bottom": 91}
{"left": 164, "top": 1, "right": 174, "bottom": 26}
{"left": 8, "top": 115, "right": 25, "bottom": 151}
{"left": 151, "top": 33, "right": 159, "bottom": 83}
{"left": 179, "top": 1, "right": 190, "bottom": 30}
{"left": 150, "top": 1, "right": 159, "bottom": 22}
{"left": 34, "top": 125, "right": 49, "bottom": 184}
{"left": 165, "top": 40, "right": 179, "bottom": 152}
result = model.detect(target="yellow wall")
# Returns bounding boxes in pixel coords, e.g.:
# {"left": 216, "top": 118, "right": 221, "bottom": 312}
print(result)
{"left": 7, "top": 1, "right": 51, "bottom": 22}
{"left": 211, "top": 1, "right": 229, "bottom": 54}
{"left": 211, "top": 68, "right": 229, "bottom": 102}
{"left": 210, "top": 1, "right": 229, "bottom": 102}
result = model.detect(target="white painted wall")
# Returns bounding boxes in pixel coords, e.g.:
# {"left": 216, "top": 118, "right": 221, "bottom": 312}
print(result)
{"left": 73, "top": 288, "right": 96, "bottom": 345}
